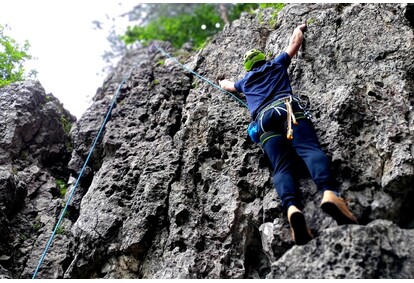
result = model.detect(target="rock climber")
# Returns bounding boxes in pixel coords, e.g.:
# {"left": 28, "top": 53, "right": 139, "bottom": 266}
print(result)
{"left": 219, "top": 23, "right": 358, "bottom": 245}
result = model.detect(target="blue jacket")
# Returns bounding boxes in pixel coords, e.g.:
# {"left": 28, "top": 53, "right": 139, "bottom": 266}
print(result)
{"left": 235, "top": 52, "right": 293, "bottom": 119}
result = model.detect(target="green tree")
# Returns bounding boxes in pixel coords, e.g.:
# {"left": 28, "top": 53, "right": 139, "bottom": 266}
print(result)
{"left": 120, "top": 3, "right": 260, "bottom": 49}
{"left": 0, "top": 25, "right": 34, "bottom": 88}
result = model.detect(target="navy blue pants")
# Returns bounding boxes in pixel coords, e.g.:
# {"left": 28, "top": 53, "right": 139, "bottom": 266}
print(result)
{"left": 258, "top": 100, "right": 336, "bottom": 211}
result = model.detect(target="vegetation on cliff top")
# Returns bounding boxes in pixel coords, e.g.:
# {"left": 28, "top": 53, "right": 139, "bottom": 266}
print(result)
{"left": 120, "top": 3, "right": 285, "bottom": 49}
{"left": 0, "top": 25, "right": 35, "bottom": 87}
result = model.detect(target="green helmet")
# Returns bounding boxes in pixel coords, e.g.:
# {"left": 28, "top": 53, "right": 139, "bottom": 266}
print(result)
{"left": 243, "top": 49, "right": 266, "bottom": 71}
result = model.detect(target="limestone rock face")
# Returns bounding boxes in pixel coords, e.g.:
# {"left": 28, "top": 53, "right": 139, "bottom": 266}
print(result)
{"left": 0, "top": 81, "right": 75, "bottom": 279}
{"left": 268, "top": 220, "right": 414, "bottom": 279}
{"left": 0, "top": 3, "right": 413, "bottom": 279}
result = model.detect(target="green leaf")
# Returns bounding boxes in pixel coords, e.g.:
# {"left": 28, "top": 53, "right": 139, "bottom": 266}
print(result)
{"left": 0, "top": 25, "right": 35, "bottom": 87}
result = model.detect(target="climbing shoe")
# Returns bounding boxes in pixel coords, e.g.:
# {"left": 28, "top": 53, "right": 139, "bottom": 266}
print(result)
{"left": 320, "top": 190, "right": 358, "bottom": 225}
{"left": 287, "top": 205, "right": 313, "bottom": 245}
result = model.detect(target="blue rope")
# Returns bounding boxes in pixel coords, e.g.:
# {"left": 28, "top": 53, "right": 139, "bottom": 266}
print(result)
{"left": 32, "top": 66, "right": 135, "bottom": 279}
{"left": 154, "top": 45, "right": 249, "bottom": 109}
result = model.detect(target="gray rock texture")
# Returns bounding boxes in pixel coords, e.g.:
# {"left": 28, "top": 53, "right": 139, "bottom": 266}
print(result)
{"left": 0, "top": 81, "right": 75, "bottom": 278}
{"left": 0, "top": 3, "right": 413, "bottom": 279}
{"left": 269, "top": 220, "right": 414, "bottom": 279}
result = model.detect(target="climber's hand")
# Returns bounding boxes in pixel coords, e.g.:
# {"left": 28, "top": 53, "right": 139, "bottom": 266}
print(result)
{"left": 219, "top": 79, "right": 228, "bottom": 89}
{"left": 219, "top": 79, "right": 237, "bottom": 93}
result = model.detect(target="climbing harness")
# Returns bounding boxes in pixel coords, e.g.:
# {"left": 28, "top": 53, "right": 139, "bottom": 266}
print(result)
{"left": 257, "top": 97, "right": 288, "bottom": 133}
{"left": 260, "top": 131, "right": 282, "bottom": 145}
{"left": 254, "top": 95, "right": 310, "bottom": 142}
{"left": 31, "top": 64, "right": 137, "bottom": 279}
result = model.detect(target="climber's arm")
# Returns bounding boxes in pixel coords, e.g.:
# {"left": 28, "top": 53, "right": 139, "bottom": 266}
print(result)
{"left": 219, "top": 79, "right": 237, "bottom": 93}
{"left": 285, "top": 23, "right": 307, "bottom": 59}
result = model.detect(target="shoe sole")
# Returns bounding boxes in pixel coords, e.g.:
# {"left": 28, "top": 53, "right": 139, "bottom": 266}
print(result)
{"left": 290, "top": 212, "right": 312, "bottom": 245}
{"left": 321, "top": 202, "right": 358, "bottom": 225}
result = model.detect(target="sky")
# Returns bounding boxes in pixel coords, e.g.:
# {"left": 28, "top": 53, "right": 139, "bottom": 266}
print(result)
{"left": 0, "top": 0, "right": 137, "bottom": 118}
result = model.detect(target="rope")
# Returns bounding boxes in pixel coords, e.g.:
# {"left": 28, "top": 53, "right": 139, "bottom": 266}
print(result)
{"left": 32, "top": 66, "right": 136, "bottom": 279}
{"left": 285, "top": 97, "right": 298, "bottom": 140}
{"left": 153, "top": 44, "right": 249, "bottom": 109}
